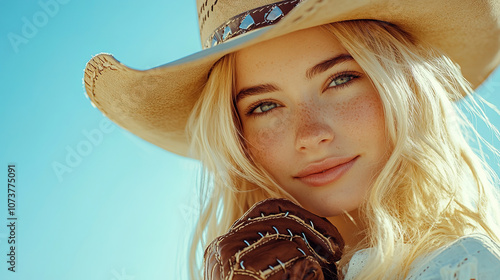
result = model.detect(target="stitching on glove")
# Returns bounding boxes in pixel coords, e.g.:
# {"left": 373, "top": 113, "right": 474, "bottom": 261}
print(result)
{"left": 230, "top": 213, "right": 337, "bottom": 258}
{"left": 237, "top": 233, "right": 328, "bottom": 261}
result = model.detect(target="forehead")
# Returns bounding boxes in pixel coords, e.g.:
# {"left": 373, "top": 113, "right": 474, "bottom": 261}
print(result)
{"left": 234, "top": 26, "right": 348, "bottom": 83}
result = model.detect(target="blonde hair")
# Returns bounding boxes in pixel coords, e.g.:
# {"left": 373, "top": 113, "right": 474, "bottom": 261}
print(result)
{"left": 186, "top": 20, "right": 500, "bottom": 279}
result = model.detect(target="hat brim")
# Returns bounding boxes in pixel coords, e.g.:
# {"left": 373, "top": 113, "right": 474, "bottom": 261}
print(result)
{"left": 84, "top": 0, "right": 500, "bottom": 157}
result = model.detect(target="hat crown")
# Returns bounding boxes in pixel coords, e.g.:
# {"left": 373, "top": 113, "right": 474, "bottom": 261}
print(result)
{"left": 197, "top": 0, "right": 283, "bottom": 47}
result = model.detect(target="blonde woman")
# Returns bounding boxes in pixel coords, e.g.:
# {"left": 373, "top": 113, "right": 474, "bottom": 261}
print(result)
{"left": 83, "top": 0, "right": 500, "bottom": 279}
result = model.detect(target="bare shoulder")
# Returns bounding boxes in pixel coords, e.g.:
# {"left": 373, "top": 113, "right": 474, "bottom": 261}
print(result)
{"left": 407, "top": 234, "right": 500, "bottom": 279}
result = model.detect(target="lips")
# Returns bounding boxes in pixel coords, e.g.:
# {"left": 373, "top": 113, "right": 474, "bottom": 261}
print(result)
{"left": 294, "top": 156, "right": 358, "bottom": 187}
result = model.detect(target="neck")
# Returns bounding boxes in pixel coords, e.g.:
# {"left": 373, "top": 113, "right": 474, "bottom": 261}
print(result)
{"left": 327, "top": 209, "right": 366, "bottom": 250}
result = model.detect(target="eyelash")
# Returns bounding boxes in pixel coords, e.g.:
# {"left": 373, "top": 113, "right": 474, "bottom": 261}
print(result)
{"left": 324, "top": 71, "right": 361, "bottom": 91}
{"left": 245, "top": 99, "right": 279, "bottom": 116}
{"left": 245, "top": 71, "right": 361, "bottom": 117}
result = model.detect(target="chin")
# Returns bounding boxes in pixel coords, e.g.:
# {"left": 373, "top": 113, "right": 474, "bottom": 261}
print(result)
{"left": 297, "top": 195, "right": 361, "bottom": 218}
{"left": 300, "top": 202, "right": 346, "bottom": 218}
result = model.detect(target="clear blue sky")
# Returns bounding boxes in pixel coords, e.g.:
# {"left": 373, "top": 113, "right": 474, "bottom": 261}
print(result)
{"left": 0, "top": 1, "right": 499, "bottom": 280}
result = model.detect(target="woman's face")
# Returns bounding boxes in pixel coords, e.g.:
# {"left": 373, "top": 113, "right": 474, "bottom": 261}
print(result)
{"left": 234, "top": 26, "right": 391, "bottom": 217}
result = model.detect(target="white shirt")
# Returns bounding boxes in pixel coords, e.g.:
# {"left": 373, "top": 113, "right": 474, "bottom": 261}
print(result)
{"left": 343, "top": 234, "right": 500, "bottom": 279}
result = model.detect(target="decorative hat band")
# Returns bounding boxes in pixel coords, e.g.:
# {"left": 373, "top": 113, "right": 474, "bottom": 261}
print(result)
{"left": 204, "top": 0, "right": 304, "bottom": 49}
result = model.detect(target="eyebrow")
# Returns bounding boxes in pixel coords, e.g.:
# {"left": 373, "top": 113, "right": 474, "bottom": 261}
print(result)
{"left": 305, "top": 54, "right": 353, "bottom": 79}
{"left": 236, "top": 84, "right": 280, "bottom": 103}
{"left": 235, "top": 53, "right": 353, "bottom": 102}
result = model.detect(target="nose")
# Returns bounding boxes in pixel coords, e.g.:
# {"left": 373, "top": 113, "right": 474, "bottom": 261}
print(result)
{"left": 294, "top": 107, "right": 334, "bottom": 152}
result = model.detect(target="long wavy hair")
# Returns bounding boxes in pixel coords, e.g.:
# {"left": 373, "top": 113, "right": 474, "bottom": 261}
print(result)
{"left": 186, "top": 20, "right": 500, "bottom": 279}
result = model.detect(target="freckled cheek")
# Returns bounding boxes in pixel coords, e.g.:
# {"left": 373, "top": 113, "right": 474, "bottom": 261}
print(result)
{"left": 244, "top": 118, "right": 289, "bottom": 169}
{"left": 332, "top": 92, "right": 385, "bottom": 134}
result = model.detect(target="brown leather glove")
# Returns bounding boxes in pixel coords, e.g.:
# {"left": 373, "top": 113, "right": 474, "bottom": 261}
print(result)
{"left": 204, "top": 198, "right": 344, "bottom": 280}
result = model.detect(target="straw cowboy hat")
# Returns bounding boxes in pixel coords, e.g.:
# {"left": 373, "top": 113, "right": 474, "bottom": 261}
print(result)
{"left": 83, "top": 0, "right": 500, "bottom": 157}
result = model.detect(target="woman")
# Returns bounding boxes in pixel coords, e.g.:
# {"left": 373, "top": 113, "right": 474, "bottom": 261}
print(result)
{"left": 84, "top": 0, "right": 500, "bottom": 279}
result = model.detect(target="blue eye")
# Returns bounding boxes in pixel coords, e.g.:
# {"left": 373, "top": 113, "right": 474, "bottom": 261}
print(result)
{"left": 327, "top": 73, "right": 360, "bottom": 89}
{"left": 251, "top": 101, "right": 279, "bottom": 114}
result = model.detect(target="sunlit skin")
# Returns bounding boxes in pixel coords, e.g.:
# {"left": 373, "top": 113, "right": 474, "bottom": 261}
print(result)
{"left": 234, "top": 26, "right": 391, "bottom": 247}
